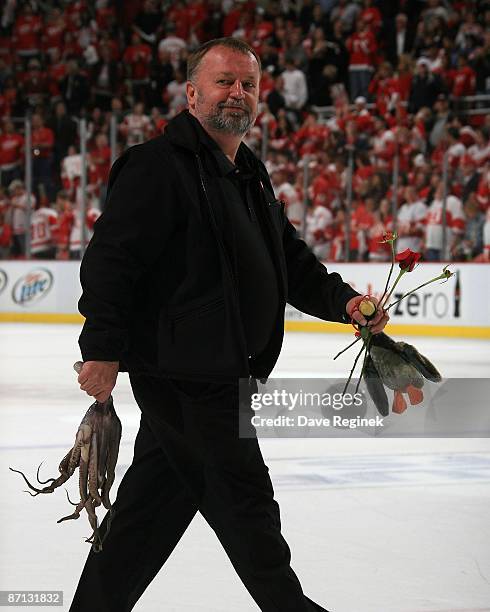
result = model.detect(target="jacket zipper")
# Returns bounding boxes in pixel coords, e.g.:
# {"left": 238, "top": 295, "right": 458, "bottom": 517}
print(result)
{"left": 195, "top": 154, "right": 249, "bottom": 366}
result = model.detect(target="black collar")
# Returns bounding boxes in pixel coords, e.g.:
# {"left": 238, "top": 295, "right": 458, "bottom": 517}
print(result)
{"left": 164, "top": 110, "right": 258, "bottom": 179}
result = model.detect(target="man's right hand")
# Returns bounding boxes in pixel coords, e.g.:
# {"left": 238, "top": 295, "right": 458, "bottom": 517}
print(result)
{"left": 77, "top": 360, "right": 119, "bottom": 403}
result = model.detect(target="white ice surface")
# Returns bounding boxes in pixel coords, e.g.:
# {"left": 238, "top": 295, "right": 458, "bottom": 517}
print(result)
{"left": 1, "top": 324, "right": 490, "bottom": 612}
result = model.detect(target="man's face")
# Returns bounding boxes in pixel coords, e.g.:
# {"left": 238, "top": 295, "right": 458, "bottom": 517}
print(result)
{"left": 187, "top": 46, "right": 260, "bottom": 137}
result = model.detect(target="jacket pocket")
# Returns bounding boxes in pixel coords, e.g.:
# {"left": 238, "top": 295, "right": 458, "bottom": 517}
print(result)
{"left": 266, "top": 199, "right": 286, "bottom": 234}
{"left": 169, "top": 296, "right": 223, "bottom": 323}
{"left": 158, "top": 296, "right": 242, "bottom": 376}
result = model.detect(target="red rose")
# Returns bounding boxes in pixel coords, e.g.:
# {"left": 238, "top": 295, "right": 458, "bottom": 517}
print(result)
{"left": 395, "top": 248, "right": 422, "bottom": 272}
{"left": 379, "top": 230, "right": 396, "bottom": 244}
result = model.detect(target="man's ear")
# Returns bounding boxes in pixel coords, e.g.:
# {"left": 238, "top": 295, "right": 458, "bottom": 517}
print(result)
{"left": 186, "top": 81, "right": 197, "bottom": 111}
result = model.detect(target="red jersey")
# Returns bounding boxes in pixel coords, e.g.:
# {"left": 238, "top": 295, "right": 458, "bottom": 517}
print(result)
{"left": 96, "top": 6, "right": 116, "bottom": 30}
{"left": 62, "top": 37, "right": 83, "bottom": 59}
{"left": 123, "top": 44, "right": 152, "bottom": 80}
{"left": 367, "top": 215, "right": 393, "bottom": 259}
{"left": 167, "top": 5, "right": 190, "bottom": 40}
{"left": 0, "top": 221, "right": 12, "bottom": 248}
{"left": 346, "top": 30, "right": 377, "bottom": 70}
{"left": 13, "top": 14, "right": 42, "bottom": 53}
{"left": 31, "top": 207, "right": 58, "bottom": 253}
{"left": 32, "top": 127, "right": 55, "bottom": 159}
{"left": 223, "top": 8, "right": 242, "bottom": 37}
{"left": 186, "top": 1, "right": 207, "bottom": 38}
{"left": 391, "top": 72, "right": 412, "bottom": 101}
{"left": 89, "top": 145, "right": 111, "bottom": 184}
{"left": 54, "top": 208, "right": 75, "bottom": 249}
{"left": 21, "top": 69, "right": 49, "bottom": 103}
{"left": 360, "top": 7, "right": 382, "bottom": 32}
{"left": 452, "top": 66, "right": 476, "bottom": 97}
{"left": 48, "top": 62, "right": 67, "bottom": 97}
{"left": 42, "top": 23, "right": 64, "bottom": 55}
{"left": 0, "top": 133, "right": 24, "bottom": 166}
{"left": 293, "top": 124, "right": 329, "bottom": 156}
{"left": 476, "top": 175, "right": 490, "bottom": 212}
{"left": 352, "top": 203, "right": 375, "bottom": 232}
{"left": 65, "top": 1, "right": 87, "bottom": 29}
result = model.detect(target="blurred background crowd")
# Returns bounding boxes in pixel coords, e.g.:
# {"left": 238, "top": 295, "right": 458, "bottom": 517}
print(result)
{"left": 0, "top": 0, "right": 489, "bottom": 262}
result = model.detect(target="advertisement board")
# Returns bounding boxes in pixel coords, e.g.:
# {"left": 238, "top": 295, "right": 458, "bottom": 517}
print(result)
{"left": 285, "top": 263, "right": 490, "bottom": 338}
{"left": 0, "top": 261, "right": 489, "bottom": 337}
{"left": 0, "top": 261, "right": 82, "bottom": 323}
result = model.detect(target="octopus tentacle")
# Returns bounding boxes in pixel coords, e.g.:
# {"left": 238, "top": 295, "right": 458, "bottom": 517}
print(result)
{"left": 35, "top": 462, "right": 57, "bottom": 485}
{"left": 57, "top": 498, "right": 85, "bottom": 523}
{"left": 79, "top": 457, "right": 89, "bottom": 504}
{"left": 88, "top": 432, "right": 102, "bottom": 504}
{"left": 64, "top": 488, "right": 78, "bottom": 507}
{"left": 65, "top": 441, "right": 82, "bottom": 476}
{"left": 102, "top": 424, "right": 120, "bottom": 509}
{"left": 9, "top": 466, "right": 70, "bottom": 495}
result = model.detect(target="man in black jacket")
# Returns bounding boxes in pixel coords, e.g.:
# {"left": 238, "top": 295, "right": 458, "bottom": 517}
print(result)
{"left": 71, "top": 38, "right": 388, "bottom": 612}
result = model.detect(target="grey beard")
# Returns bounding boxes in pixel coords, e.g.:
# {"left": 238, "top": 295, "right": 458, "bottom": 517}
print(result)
{"left": 204, "top": 105, "right": 255, "bottom": 136}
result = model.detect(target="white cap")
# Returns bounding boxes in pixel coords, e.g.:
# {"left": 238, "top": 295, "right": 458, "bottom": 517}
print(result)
{"left": 414, "top": 153, "right": 426, "bottom": 167}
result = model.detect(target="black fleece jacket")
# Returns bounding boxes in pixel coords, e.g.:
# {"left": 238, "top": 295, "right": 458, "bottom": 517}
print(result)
{"left": 78, "top": 110, "right": 359, "bottom": 382}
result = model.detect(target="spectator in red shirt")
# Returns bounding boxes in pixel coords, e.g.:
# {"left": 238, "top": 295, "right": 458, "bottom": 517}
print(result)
{"left": 452, "top": 55, "right": 476, "bottom": 98}
{"left": 391, "top": 54, "right": 413, "bottom": 102}
{"left": 360, "top": 0, "right": 382, "bottom": 34}
{"left": 89, "top": 133, "right": 111, "bottom": 202}
{"left": 352, "top": 196, "right": 376, "bottom": 259}
{"left": 0, "top": 120, "right": 24, "bottom": 188}
{"left": 186, "top": 0, "right": 208, "bottom": 44}
{"left": 53, "top": 190, "right": 74, "bottom": 259}
{"left": 64, "top": 1, "right": 87, "bottom": 32}
{"left": 123, "top": 32, "right": 152, "bottom": 105}
{"left": 367, "top": 198, "right": 393, "bottom": 261}
{"left": 42, "top": 8, "right": 66, "bottom": 60}
{"left": 31, "top": 113, "right": 55, "bottom": 201}
{"left": 166, "top": 2, "right": 191, "bottom": 41}
{"left": 346, "top": 18, "right": 377, "bottom": 101}
{"left": 21, "top": 57, "right": 49, "bottom": 109}
{"left": 46, "top": 48, "right": 67, "bottom": 100}
{"left": 292, "top": 111, "right": 329, "bottom": 156}
{"left": 13, "top": 4, "right": 42, "bottom": 64}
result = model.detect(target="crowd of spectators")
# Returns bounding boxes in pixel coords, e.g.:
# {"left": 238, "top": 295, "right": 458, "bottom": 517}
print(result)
{"left": 0, "top": 0, "right": 489, "bottom": 262}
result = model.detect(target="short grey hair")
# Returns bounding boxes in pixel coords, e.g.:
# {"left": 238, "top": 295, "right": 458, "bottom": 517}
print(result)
{"left": 186, "top": 37, "right": 262, "bottom": 82}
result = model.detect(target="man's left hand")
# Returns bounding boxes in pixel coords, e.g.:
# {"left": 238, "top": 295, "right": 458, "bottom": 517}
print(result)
{"left": 346, "top": 296, "right": 390, "bottom": 334}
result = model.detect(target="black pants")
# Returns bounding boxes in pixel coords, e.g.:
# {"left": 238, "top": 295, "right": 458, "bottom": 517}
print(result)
{"left": 70, "top": 375, "right": 328, "bottom": 612}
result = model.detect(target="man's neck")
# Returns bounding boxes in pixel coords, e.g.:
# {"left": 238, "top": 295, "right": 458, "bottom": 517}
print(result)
{"left": 207, "top": 129, "right": 241, "bottom": 164}
{"left": 190, "top": 110, "right": 242, "bottom": 163}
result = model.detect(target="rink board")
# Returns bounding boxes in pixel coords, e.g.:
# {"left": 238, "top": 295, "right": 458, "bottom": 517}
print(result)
{"left": 0, "top": 260, "right": 489, "bottom": 338}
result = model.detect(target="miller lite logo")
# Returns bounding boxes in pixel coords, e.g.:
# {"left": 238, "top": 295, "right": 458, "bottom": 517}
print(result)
{"left": 0, "top": 269, "right": 7, "bottom": 296}
{"left": 12, "top": 268, "right": 53, "bottom": 306}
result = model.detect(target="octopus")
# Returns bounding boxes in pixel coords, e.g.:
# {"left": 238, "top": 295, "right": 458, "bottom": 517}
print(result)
{"left": 9, "top": 362, "right": 122, "bottom": 552}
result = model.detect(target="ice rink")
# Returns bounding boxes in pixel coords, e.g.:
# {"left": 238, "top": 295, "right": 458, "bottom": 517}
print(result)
{"left": 1, "top": 323, "right": 490, "bottom": 612}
